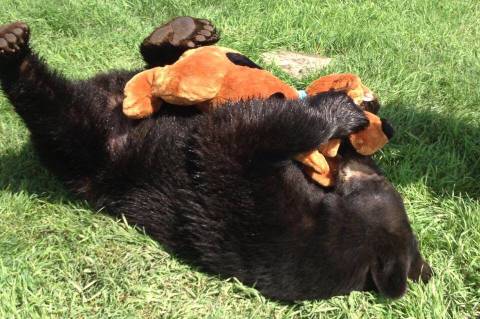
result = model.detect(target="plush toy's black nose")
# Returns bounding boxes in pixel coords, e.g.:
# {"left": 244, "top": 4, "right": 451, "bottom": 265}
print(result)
{"left": 381, "top": 118, "right": 395, "bottom": 139}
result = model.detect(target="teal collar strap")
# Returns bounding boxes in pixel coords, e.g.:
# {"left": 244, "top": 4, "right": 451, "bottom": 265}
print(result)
{"left": 297, "top": 90, "right": 308, "bottom": 100}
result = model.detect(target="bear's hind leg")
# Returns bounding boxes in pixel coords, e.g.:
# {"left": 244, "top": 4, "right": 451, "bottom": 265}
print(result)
{"left": 0, "top": 22, "right": 74, "bottom": 126}
{"left": 140, "top": 16, "right": 220, "bottom": 68}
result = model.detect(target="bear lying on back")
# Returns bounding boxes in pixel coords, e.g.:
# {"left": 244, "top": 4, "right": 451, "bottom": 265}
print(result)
{"left": 0, "top": 17, "right": 431, "bottom": 300}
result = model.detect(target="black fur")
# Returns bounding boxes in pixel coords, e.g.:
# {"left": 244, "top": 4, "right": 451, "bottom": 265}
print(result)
{"left": 0, "top": 18, "right": 431, "bottom": 301}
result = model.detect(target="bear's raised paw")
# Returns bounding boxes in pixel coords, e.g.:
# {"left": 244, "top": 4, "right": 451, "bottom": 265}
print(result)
{"left": 0, "top": 22, "right": 29, "bottom": 60}
{"left": 143, "top": 16, "right": 219, "bottom": 49}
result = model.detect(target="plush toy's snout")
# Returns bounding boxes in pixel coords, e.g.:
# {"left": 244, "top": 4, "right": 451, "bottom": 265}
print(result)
{"left": 348, "top": 111, "right": 389, "bottom": 156}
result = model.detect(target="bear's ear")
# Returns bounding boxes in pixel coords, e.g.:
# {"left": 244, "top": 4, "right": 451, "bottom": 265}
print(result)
{"left": 370, "top": 252, "right": 409, "bottom": 299}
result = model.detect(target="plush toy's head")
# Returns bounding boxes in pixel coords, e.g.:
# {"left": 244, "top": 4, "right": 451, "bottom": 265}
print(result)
{"left": 122, "top": 47, "right": 391, "bottom": 187}
{"left": 306, "top": 73, "right": 390, "bottom": 156}
{"left": 294, "top": 73, "right": 392, "bottom": 186}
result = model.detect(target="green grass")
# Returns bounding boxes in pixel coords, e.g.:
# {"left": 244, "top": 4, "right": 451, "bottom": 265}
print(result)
{"left": 1, "top": 0, "right": 479, "bottom": 317}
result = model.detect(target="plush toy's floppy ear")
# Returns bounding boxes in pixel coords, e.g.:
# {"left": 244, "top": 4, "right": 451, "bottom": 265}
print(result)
{"left": 349, "top": 111, "right": 389, "bottom": 155}
{"left": 123, "top": 68, "right": 163, "bottom": 119}
{"left": 306, "top": 73, "right": 365, "bottom": 105}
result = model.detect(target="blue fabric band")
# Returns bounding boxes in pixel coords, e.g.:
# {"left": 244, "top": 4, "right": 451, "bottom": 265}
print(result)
{"left": 297, "top": 90, "right": 307, "bottom": 100}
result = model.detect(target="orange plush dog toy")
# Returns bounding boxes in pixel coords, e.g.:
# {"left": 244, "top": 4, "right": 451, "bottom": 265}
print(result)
{"left": 123, "top": 46, "right": 389, "bottom": 186}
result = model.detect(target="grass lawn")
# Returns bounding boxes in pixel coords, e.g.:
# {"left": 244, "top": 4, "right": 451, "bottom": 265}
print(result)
{"left": 1, "top": 0, "right": 479, "bottom": 317}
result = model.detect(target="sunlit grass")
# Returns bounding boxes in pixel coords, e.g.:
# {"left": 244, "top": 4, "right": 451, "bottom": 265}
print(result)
{"left": 1, "top": 0, "right": 479, "bottom": 317}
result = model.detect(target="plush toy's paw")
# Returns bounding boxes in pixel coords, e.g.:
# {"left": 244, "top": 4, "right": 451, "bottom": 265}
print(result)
{"left": 296, "top": 150, "right": 338, "bottom": 187}
{"left": 0, "top": 22, "right": 29, "bottom": 61}
{"left": 144, "top": 16, "right": 219, "bottom": 49}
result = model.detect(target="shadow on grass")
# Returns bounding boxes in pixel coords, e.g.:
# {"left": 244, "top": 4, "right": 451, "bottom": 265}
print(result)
{"left": 0, "top": 143, "right": 74, "bottom": 204}
{"left": 378, "top": 101, "right": 479, "bottom": 199}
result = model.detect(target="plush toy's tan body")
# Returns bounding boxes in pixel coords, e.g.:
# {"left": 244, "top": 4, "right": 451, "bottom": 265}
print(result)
{"left": 123, "top": 47, "right": 298, "bottom": 118}
{"left": 123, "top": 46, "right": 388, "bottom": 186}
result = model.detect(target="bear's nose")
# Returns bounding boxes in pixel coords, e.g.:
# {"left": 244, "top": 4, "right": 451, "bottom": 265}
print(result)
{"left": 381, "top": 118, "right": 395, "bottom": 139}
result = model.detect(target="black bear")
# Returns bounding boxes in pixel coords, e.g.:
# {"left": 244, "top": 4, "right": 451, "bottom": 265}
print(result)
{"left": 0, "top": 17, "right": 431, "bottom": 301}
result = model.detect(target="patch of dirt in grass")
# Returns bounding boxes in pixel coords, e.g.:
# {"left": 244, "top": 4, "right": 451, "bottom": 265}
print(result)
{"left": 261, "top": 51, "right": 332, "bottom": 78}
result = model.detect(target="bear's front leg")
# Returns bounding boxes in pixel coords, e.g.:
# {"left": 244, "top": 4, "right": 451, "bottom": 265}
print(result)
{"left": 0, "top": 22, "right": 122, "bottom": 186}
